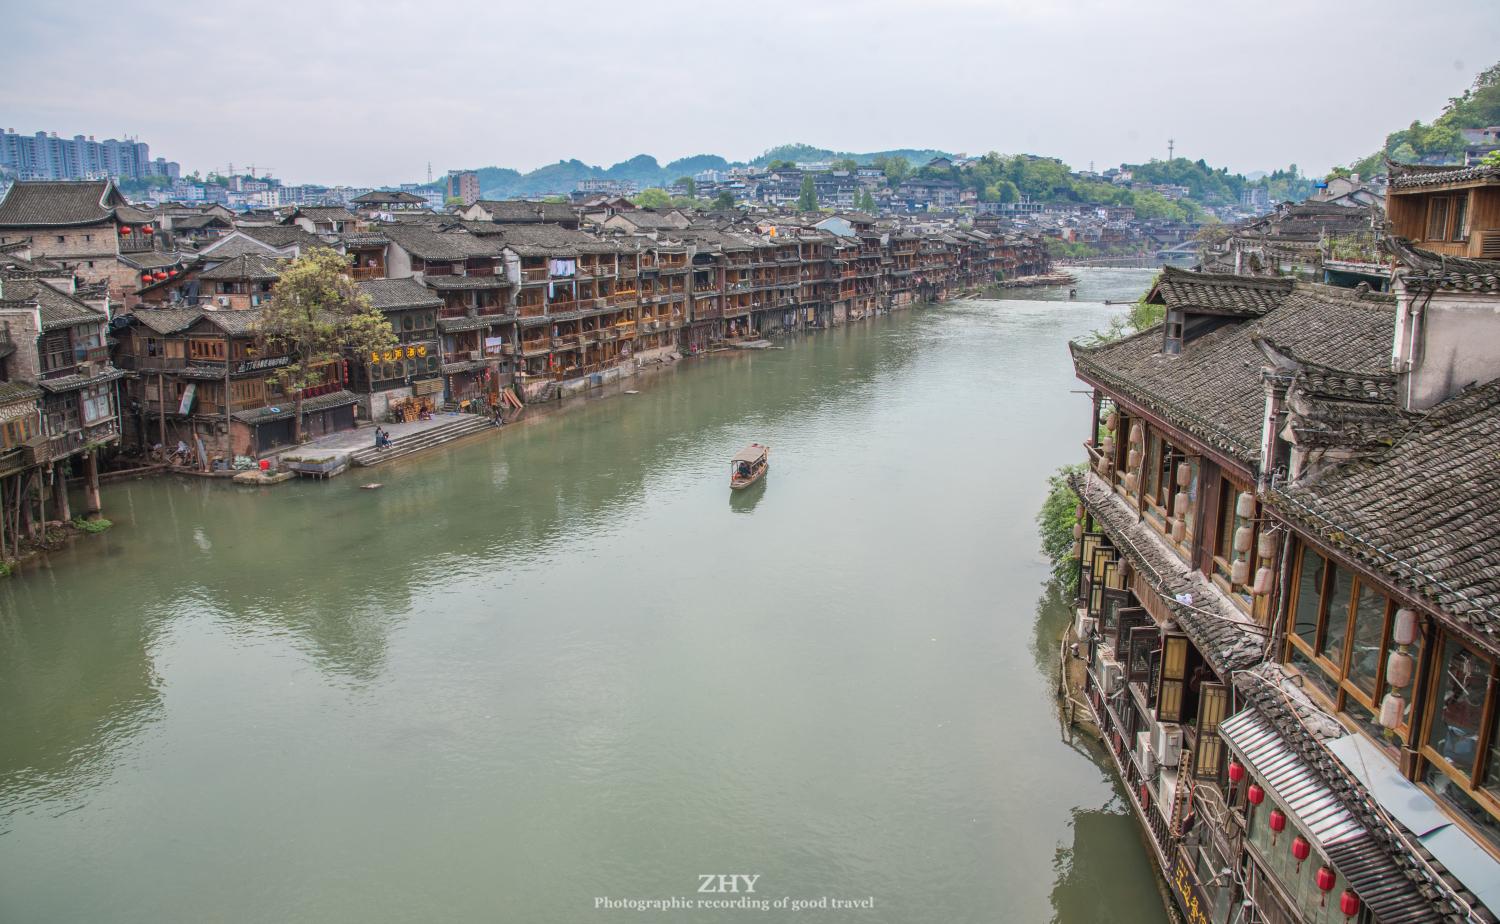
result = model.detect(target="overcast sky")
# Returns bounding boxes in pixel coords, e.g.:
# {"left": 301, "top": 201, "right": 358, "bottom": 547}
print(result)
{"left": 4, "top": 0, "right": 1498, "bottom": 186}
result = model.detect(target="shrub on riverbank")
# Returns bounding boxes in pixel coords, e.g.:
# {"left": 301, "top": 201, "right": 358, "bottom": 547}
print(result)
{"left": 1037, "top": 463, "right": 1084, "bottom": 595}
{"left": 71, "top": 517, "right": 113, "bottom": 534}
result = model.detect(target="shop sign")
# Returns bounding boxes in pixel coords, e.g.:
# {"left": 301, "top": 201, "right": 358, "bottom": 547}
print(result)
{"left": 1171, "top": 850, "right": 1212, "bottom": 924}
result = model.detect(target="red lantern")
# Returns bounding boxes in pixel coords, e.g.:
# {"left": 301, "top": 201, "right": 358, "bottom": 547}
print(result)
{"left": 141, "top": 273, "right": 152, "bottom": 284}
{"left": 119, "top": 225, "right": 132, "bottom": 236}
{"left": 142, "top": 225, "right": 154, "bottom": 235}
{"left": 154, "top": 271, "right": 167, "bottom": 281}
{"left": 1268, "top": 809, "right": 1286, "bottom": 842}
{"left": 1339, "top": 890, "right": 1361, "bottom": 919}
{"left": 169, "top": 269, "right": 179, "bottom": 277}
{"left": 1227, "top": 761, "right": 1245, "bottom": 784}
{"left": 1316, "top": 866, "right": 1336, "bottom": 906}
{"left": 1291, "top": 835, "right": 1311, "bottom": 866}
{"left": 1246, "top": 783, "right": 1265, "bottom": 806}
{"left": 1138, "top": 783, "right": 1151, "bottom": 807}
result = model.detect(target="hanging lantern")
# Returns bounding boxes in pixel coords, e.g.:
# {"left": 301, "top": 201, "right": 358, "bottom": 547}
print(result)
{"left": 1386, "top": 651, "right": 1414, "bottom": 689}
{"left": 1126, "top": 448, "right": 1142, "bottom": 471}
{"left": 153, "top": 271, "right": 167, "bottom": 280}
{"left": 1233, "top": 526, "right": 1254, "bottom": 553}
{"left": 1072, "top": 522, "right": 1084, "bottom": 540}
{"left": 1074, "top": 504, "right": 1085, "bottom": 519}
{"left": 1176, "top": 462, "right": 1192, "bottom": 487}
{"left": 1104, "top": 411, "right": 1118, "bottom": 432}
{"left": 1101, "top": 436, "right": 1115, "bottom": 456}
{"left": 1124, "top": 472, "right": 1139, "bottom": 494}
{"left": 1379, "top": 693, "right": 1405, "bottom": 730}
{"left": 141, "top": 273, "right": 152, "bottom": 284}
{"left": 1070, "top": 541, "right": 1082, "bottom": 559}
{"left": 1291, "top": 836, "right": 1311, "bottom": 866}
{"left": 1231, "top": 558, "right": 1250, "bottom": 586}
{"left": 119, "top": 225, "right": 132, "bottom": 235}
{"left": 1227, "top": 761, "right": 1245, "bottom": 784}
{"left": 1138, "top": 783, "right": 1151, "bottom": 808}
{"left": 168, "top": 268, "right": 180, "bottom": 277}
{"left": 1252, "top": 567, "right": 1274, "bottom": 596}
{"left": 1173, "top": 491, "right": 1189, "bottom": 512}
{"left": 1268, "top": 809, "right": 1286, "bottom": 842}
{"left": 1393, "top": 609, "right": 1417, "bottom": 646}
{"left": 1129, "top": 424, "right": 1144, "bottom": 444}
{"left": 1236, "top": 491, "right": 1255, "bottom": 518}
{"left": 1339, "top": 890, "right": 1361, "bottom": 920}
{"left": 1316, "top": 866, "right": 1336, "bottom": 905}
{"left": 1246, "top": 783, "right": 1265, "bottom": 806}
{"left": 1171, "top": 518, "right": 1187, "bottom": 543}
{"left": 1258, "top": 531, "right": 1277, "bottom": 559}
{"left": 142, "top": 225, "right": 155, "bottom": 235}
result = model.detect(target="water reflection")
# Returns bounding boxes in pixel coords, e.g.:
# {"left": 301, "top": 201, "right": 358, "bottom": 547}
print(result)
{"left": 1051, "top": 803, "right": 1169, "bottom": 923}
{"left": 729, "top": 477, "right": 767, "bottom": 513}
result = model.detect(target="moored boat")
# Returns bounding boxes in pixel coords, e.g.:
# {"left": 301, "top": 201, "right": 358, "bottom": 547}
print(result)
{"left": 730, "top": 443, "right": 769, "bottom": 490}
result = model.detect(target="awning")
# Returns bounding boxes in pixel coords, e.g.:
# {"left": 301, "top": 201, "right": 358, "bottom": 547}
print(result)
{"left": 1219, "top": 709, "right": 1443, "bottom": 924}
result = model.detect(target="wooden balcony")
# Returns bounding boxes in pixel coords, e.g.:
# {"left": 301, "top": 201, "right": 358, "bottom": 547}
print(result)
{"left": 351, "top": 265, "right": 385, "bottom": 280}
{"left": 521, "top": 267, "right": 550, "bottom": 282}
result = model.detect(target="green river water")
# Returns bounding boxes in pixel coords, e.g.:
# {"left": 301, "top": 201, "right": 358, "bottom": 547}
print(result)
{"left": 0, "top": 268, "right": 1169, "bottom": 923}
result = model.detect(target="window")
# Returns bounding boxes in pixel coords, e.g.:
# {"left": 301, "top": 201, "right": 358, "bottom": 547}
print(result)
{"left": 56, "top": 235, "right": 65, "bottom": 243}
{"left": 1286, "top": 540, "right": 1424, "bottom": 742}
{"left": 41, "top": 331, "right": 72, "bottom": 372}
{"left": 1, "top": 415, "right": 36, "bottom": 448}
{"left": 1427, "top": 197, "right": 1451, "bottom": 241}
{"left": 83, "top": 234, "right": 93, "bottom": 243}
{"left": 189, "top": 339, "right": 227, "bottom": 360}
{"left": 1164, "top": 309, "right": 1184, "bottom": 354}
{"left": 1451, "top": 194, "right": 1469, "bottom": 242}
{"left": 1421, "top": 635, "right": 1500, "bottom": 847}
{"left": 81, "top": 386, "right": 111, "bottom": 424}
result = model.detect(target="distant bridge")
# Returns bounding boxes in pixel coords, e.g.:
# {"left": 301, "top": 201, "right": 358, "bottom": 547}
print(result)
{"left": 1155, "top": 241, "right": 1201, "bottom": 259}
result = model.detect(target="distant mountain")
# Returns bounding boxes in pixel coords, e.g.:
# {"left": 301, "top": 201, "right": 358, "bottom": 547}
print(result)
{"left": 463, "top": 143, "right": 954, "bottom": 198}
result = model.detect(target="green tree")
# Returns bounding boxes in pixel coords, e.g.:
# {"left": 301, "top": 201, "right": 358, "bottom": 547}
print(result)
{"left": 798, "top": 174, "right": 819, "bottom": 211}
{"left": 1482, "top": 150, "right": 1500, "bottom": 168}
{"left": 857, "top": 188, "right": 876, "bottom": 212}
{"left": 675, "top": 176, "right": 696, "bottom": 197}
{"left": 632, "top": 187, "right": 672, "bottom": 208}
{"left": 1036, "top": 463, "right": 1086, "bottom": 594}
{"left": 875, "top": 155, "right": 910, "bottom": 187}
{"left": 444, "top": 196, "right": 465, "bottom": 209}
{"left": 712, "top": 190, "right": 736, "bottom": 210}
{"left": 766, "top": 159, "right": 797, "bottom": 172}
{"left": 832, "top": 158, "right": 859, "bottom": 172}
{"left": 262, "top": 248, "right": 398, "bottom": 442}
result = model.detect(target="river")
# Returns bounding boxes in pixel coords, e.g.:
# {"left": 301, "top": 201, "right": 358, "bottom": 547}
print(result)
{"left": 0, "top": 268, "right": 1168, "bottom": 923}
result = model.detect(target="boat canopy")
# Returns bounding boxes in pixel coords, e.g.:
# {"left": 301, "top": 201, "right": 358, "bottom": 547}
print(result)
{"left": 730, "top": 445, "right": 766, "bottom": 465}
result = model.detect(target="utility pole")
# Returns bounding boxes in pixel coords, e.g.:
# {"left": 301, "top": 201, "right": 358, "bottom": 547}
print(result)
{"left": 1167, "top": 138, "right": 1175, "bottom": 161}
{"left": 427, "top": 162, "right": 433, "bottom": 183}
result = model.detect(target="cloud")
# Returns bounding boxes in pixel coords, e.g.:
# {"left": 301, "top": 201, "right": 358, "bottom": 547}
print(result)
{"left": 1, "top": 0, "right": 1497, "bottom": 185}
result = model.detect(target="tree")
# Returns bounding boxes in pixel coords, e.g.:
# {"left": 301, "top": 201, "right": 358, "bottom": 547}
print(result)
{"left": 675, "top": 176, "right": 696, "bottom": 197}
{"left": 1036, "top": 463, "right": 1085, "bottom": 594}
{"left": 875, "top": 155, "right": 910, "bottom": 187}
{"left": 857, "top": 188, "right": 876, "bottom": 213}
{"left": 262, "top": 248, "right": 398, "bottom": 443}
{"left": 832, "top": 158, "right": 858, "bottom": 172}
{"left": 712, "top": 190, "right": 736, "bottom": 210}
{"left": 766, "top": 159, "right": 797, "bottom": 172}
{"left": 797, "top": 174, "right": 819, "bottom": 212}
{"left": 444, "top": 196, "right": 465, "bottom": 209}
{"left": 1483, "top": 150, "right": 1500, "bottom": 169}
{"left": 632, "top": 187, "right": 672, "bottom": 209}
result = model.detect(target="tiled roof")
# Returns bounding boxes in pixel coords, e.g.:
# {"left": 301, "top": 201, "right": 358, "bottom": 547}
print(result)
{"left": 237, "top": 225, "right": 325, "bottom": 252}
{"left": 1072, "top": 470, "right": 1266, "bottom": 675}
{"left": 0, "top": 179, "right": 124, "bottom": 227}
{"left": 352, "top": 190, "right": 426, "bottom": 204}
{"left": 131, "top": 307, "right": 204, "bottom": 334}
{"left": 1388, "top": 160, "right": 1500, "bottom": 191}
{"left": 198, "top": 253, "right": 282, "bottom": 282}
{"left": 289, "top": 206, "right": 358, "bottom": 223}
{"left": 1071, "top": 279, "right": 1395, "bottom": 464}
{"left": 193, "top": 307, "right": 263, "bottom": 336}
{"left": 358, "top": 277, "right": 442, "bottom": 312}
{"left": 382, "top": 224, "right": 502, "bottom": 261}
{"left": 0, "top": 381, "right": 40, "bottom": 404}
{"left": 1388, "top": 237, "right": 1500, "bottom": 292}
{"left": 231, "top": 389, "right": 357, "bottom": 424}
{"left": 0, "top": 278, "right": 107, "bottom": 330}
{"left": 1272, "top": 377, "right": 1500, "bottom": 640}
{"left": 491, "top": 223, "right": 619, "bottom": 256}
{"left": 200, "top": 233, "right": 280, "bottom": 260}
{"left": 1152, "top": 264, "right": 1293, "bottom": 317}
{"left": 36, "top": 367, "right": 126, "bottom": 393}
{"left": 473, "top": 200, "right": 576, "bottom": 224}
{"left": 422, "top": 274, "right": 509, "bottom": 291}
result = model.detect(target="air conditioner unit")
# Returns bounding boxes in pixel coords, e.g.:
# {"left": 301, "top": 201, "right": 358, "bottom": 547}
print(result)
{"left": 1101, "top": 662, "right": 1125, "bottom": 697}
{"left": 216, "top": 296, "right": 230, "bottom": 307}
{"left": 1076, "top": 615, "right": 1097, "bottom": 641}
{"left": 1153, "top": 722, "right": 1184, "bottom": 768}
{"left": 1135, "top": 731, "right": 1156, "bottom": 779}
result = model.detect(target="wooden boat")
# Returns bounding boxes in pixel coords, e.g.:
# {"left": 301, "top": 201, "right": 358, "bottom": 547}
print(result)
{"left": 730, "top": 443, "right": 769, "bottom": 490}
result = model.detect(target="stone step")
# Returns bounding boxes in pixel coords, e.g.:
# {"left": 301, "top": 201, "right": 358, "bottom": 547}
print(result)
{"left": 350, "top": 415, "right": 494, "bottom": 466}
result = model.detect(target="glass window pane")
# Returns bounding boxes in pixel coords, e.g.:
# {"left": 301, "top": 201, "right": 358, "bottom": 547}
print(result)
{"left": 1482, "top": 706, "right": 1500, "bottom": 801}
{"left": 1319, "top": 565, "right": 1353, "bottom": 671}
{"left": 1428, "top": 637, "right": 1492, "bottom": 776}
{"left": 1425, "top": 763, "right": 1500, "bottom": 851}
{"left": 1346, "top": 581, "right": 1387, "bottom": 697}
{"left": 1289, "top": 646, "right": 1336, "bottom": 703}
{"left": 1292, "top": 545, "right": 1324, "bottom": 646}
{"left": 1217, "top": 483, "right": 1236, "bottom": 560}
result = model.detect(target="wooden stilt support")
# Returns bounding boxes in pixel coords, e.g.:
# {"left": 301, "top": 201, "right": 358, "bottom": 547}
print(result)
{"left": 83, "top": 450, "right": 102, "bottom": 519}
{"left": 53, "top": 462, "right": 71, "bottom": 524}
